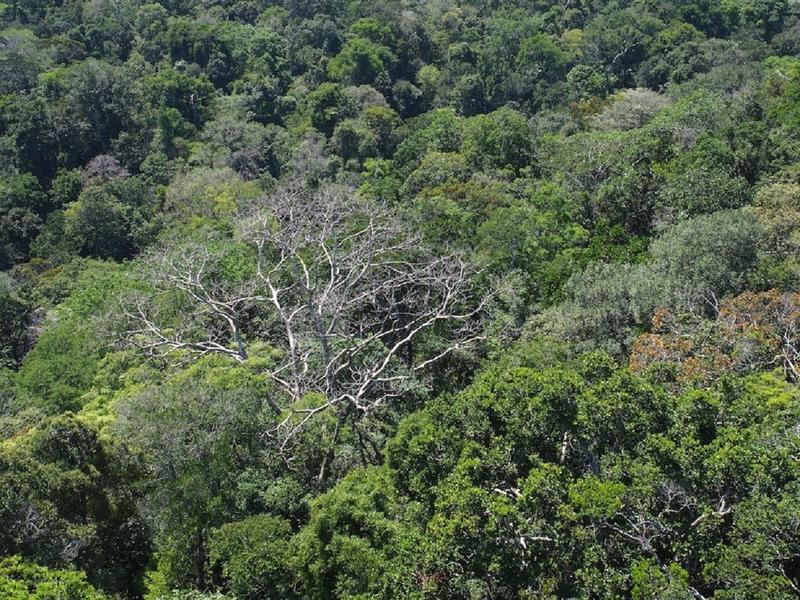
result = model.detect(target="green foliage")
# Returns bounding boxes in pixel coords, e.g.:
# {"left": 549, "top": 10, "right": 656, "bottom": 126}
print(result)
{"left": 62, "top": 186, "right": 140, "bottom": 260}
{"left": 0, "top": 174, "right": 46, "bottom": 268}
{"left": 38, "top": 60, "right": 134, "bottom": 167}
{"left": 162, "top": 167, "right": 260, "bottom": 230}
{"left": 3, "top": 0, "right": 800, "bottom": 597}
{"left": 0, "top": 556, "right": 108, "bottom": 599}
{"left": 650, "top": 208, "right": 762, "bottom": 302}
{"left": 115, "top": 357, "right": 270, "bottom": 590}
{"left": 307, "top": 82, "right": 353, "bottom": 136}
{"left": 292, "top": 466, "right": 420, "bottom": 600}
{"left": 539, "top": 209, "right": 763, "bottom": 354}
{"left": 207, "top": 515, "right": 293, "bottom": 599}
{"left": 300, "top": 351, "right": 800, "bottom": 599}
{"left": 15, "top": 322, "right": 99, "bottom": 414}
{"left": 0, "top": 415, "right": 149, "bottom": 596}
{"left": 327, "top": 38, "right": 394, "bottom": 87}
{"left": 0, "top": 273, "right": 29, "bottom": 368}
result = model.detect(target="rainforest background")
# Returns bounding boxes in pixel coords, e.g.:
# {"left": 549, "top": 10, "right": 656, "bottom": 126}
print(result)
{"left": 3, "top": 0, "right": 800, "bottom": 598}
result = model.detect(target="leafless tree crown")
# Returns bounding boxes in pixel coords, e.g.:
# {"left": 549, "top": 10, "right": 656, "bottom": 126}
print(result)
{"left": 118, "top": 181, "right": 489, "bottom": 472}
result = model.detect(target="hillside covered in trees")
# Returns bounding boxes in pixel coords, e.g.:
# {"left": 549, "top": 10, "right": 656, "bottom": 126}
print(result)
{"left": 2, "top": 0, "right": 800, "bottom": 598}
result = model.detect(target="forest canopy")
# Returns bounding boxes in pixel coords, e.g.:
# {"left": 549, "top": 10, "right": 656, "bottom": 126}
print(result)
{"left": 2, "top": 0, "right": 800, "bottom": 598}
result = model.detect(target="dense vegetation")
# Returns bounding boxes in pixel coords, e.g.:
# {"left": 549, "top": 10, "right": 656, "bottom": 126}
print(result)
{"left": 2, "top": 0, "right": 800, "bottom": 598}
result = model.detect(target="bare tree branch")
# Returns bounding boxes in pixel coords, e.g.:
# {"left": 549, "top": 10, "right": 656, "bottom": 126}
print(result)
{"left": 117, "top": 181, "right": 491, "bottom": 480}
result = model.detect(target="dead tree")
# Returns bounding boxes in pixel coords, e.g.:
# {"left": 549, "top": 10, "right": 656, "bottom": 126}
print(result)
{"left": 119, "top": 181, "right": 490, "bottom": 481}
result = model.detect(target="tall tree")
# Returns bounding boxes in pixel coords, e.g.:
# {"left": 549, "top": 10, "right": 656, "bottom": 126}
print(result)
{"left": 119, "top": 181, "right": 489, "bottom": 480}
